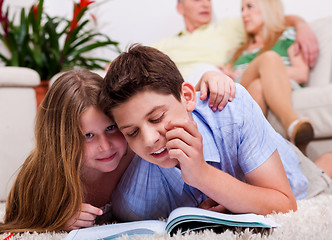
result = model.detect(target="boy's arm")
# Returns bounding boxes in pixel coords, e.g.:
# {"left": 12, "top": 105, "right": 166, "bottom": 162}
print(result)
{"left": 165, "top": 119, "right": 297, "bottom": 215}
{"left": 285, "top": 15, "right": 319, "bottom": 68}
{"left": 198, "top": 150, "right": 297, "bottom": 215}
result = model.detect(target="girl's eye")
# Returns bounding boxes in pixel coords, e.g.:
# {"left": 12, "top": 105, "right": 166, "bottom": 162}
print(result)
{"left": 150, "top": 113, "right": 164, "bottom": 124}
{"left": 85, "top": 133, "right": 94, "bottom": 139}
{"left": 127, "top": 129, "right": 138, "bottom": 137}
{"left": 106, "top": 124, "right": 116, "bottom": 132}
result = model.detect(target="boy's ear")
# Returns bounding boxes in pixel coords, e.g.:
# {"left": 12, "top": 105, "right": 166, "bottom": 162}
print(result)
{"left": 181, "top": 82, "right": 196, "bottom": 112}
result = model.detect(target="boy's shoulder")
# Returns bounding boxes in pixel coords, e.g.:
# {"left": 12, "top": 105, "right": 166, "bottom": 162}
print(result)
{"left": 194, "top": 83, "right": 251, "bottom": 126}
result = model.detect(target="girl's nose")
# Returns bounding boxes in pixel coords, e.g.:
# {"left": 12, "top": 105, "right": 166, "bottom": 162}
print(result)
{"left": 98, "top": 135, "right": 111, "bottom": 151}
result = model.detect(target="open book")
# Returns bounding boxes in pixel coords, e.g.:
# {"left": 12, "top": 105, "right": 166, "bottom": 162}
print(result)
{"left": 64, "top": 207, "right": 278, "bottom": 240}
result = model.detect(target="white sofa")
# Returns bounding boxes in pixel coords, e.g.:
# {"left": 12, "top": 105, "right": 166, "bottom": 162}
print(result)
{"left": 0, "top": 67, "right": 40, "bottom": 201}
{"left": 267, "top": 16, "right": 332, "bottom": 160}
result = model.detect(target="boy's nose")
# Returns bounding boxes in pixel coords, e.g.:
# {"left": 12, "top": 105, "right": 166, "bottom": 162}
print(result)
{"left": 142, "top": 126, "right": 160, "bottom": 147}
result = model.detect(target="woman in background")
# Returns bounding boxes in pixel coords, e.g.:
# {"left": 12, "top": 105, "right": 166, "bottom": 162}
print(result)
{"left": 224, "top": 0, "right": 313, "bottom": 151}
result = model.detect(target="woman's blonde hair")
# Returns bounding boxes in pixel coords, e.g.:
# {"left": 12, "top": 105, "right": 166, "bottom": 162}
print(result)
{"left": 229, "top": 0, "right": 286, "bottom": 65}
{"left": 0, "top": 69, "right": 104, "bottom": 233}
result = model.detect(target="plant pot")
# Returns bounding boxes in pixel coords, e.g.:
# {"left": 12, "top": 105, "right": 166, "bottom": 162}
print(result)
{"left": 34, "top": 80, "right": 50, "bottom": 107}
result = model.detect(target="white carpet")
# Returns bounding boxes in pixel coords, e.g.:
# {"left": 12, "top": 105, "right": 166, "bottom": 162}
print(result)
{"left": 1, "top": 194, "right": 332, "bottom": 240}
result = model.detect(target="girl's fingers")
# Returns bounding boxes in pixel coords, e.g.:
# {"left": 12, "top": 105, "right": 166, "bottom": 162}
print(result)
{"left": 81, "top": 203, "right": 103, "bottom": 216}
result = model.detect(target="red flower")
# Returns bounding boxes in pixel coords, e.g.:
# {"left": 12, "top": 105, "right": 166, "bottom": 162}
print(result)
{"left": 0, "top": 0, "right": 5, "bottom": 21}
{"left": 32, "top": 4, "right": 39, "bottom": 19}
{"left": 69, "top": 0, "right": 94, "bottom": 32}
{"left": 0, "top": 0, "right": 9, "bottom": 40}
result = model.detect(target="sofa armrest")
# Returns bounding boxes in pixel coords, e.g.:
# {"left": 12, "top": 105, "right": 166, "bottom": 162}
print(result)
{"left": 0, "top": 67, "right": 40, "bottom": 87}
{"left": 267, "top": 84, "right": 332, "bottom": 139}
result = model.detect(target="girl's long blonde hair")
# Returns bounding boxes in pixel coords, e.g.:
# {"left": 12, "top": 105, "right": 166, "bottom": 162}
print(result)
{"left": 0, "top": 69, "right": 104, "bottom": 233}
{"left": 229, "top": 0, "right": 286, "bottom": 66}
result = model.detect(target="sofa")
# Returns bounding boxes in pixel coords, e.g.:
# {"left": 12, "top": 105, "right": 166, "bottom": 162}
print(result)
{"left": 0, "top": 67, "right": 40, "bottom": 201}
{"left": 267, "top": 16, "right": 332, "bottom": 161}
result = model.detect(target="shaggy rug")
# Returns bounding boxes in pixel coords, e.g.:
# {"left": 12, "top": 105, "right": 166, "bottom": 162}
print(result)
{"left": 1, "top": 194, "right": 332, "bottom": 240}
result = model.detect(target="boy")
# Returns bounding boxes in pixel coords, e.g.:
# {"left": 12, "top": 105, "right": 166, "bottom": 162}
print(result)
{"left": 100, "top": 44, "right": 331, "bottom": 221}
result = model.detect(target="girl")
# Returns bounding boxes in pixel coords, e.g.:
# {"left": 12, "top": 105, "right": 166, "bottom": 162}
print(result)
{"left": 224, "top": 0, "right": 313, "bottom": 151}
{"left": 0, "top": 70, "right": 133, "bottom": 232}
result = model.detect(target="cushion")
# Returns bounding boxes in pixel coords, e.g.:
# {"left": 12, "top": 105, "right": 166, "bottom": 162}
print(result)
{"left": 0, "top": 67, "right": 40, "bottom": 87}
{"left": 308, "top": 16, "right": 332, "bottom": 87}
{"left": 267, "top": 84, "right": 332, "bottom": 139}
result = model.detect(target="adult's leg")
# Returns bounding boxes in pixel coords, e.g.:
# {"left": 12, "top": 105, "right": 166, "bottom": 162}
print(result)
{"left": 245, "top": 79, "right": 267, "bottom": 115}
{"left": 240, "top": 51, "right": 313, "bottom": 150}
{"left": 240, "top": 51, "right": 298, "bottom": 130}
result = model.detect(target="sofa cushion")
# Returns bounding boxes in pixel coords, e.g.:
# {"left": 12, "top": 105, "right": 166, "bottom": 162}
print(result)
{"left": 268, "top": 84, "right": 332, "bottom": 139}
{"left": 308, "top": 16, "right": 332, "bottom": 87}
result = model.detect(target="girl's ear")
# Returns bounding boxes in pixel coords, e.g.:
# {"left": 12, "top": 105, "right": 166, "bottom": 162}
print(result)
{"left": 181, "top": 82, "right": 196, "bottom": 112}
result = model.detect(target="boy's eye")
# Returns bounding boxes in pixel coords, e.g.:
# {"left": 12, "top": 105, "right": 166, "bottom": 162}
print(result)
{"left": 127, "top": 129, "right": 138, "bottom": 137}
{"left": 150, "top": 113, "right": 165, "bottom": 124}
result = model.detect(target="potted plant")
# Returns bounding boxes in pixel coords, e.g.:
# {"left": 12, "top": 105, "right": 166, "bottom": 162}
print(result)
{"left": 0, "top": 0, "right": 120, "bottom": 104}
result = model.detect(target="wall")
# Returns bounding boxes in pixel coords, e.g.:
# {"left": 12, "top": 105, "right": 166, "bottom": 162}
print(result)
{"left": 4, "top": 0, "right": 332, "bottom": 60}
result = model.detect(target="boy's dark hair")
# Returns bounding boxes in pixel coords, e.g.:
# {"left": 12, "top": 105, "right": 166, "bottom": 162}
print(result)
{"left": 100, "top": 44, "right": 184, "bottom": 116}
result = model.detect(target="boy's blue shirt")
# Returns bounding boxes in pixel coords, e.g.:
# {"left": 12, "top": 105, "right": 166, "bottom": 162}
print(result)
{"left": 111, "top": 84, "right": 308, "bottom": 221}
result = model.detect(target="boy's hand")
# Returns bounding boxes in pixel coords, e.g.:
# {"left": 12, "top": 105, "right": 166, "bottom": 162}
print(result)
{"left": 196, "top": 71, "right": 236, "bottom": 111}
{"left": 64, "top": 203, "right": 103, "bottom": 231}
{"left": 165, "top": 119, "right": 209, "bottom": 187}
{"left": 199, "top": 198, "right": 227, "bottom": 213}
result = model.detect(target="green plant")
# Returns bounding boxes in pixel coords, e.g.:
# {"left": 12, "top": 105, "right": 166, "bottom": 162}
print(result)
{"left": 0, "top": 0, "right": 120, "bottom": 80}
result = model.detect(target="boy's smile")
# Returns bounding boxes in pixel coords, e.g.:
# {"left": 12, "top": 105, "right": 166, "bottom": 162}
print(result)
{"left": 112, "top": 86, "right": 196, "bottom": 168}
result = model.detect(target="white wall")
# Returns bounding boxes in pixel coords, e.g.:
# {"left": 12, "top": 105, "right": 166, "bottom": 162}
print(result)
{"left": 4, "top": 0, "right": 332, "bottom": 60}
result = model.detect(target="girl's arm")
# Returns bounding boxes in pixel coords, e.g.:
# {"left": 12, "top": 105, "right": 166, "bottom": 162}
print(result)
{"left": 195, "top": 70, "right": 236, "bottom": 111}
{"left": 286, "top": 44, "right": 310, "bottom": 85}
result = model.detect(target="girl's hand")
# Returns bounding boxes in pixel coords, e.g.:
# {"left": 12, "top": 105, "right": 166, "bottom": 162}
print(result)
{"left": 64, "top": 203, "right": 103, "bottom": 231}
{"left": 196, "top": 71, "right": 236, "bottom": 111}
{"left": 165, "top": 119, "right": 209, "bottom": 187}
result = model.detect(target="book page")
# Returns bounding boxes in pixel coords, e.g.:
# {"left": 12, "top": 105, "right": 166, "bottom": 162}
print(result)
{"left": 64, "top": 220, "right": 166, "bottom": 240}
{"left": 166, "top": 207, "right": 278, "bottom": 233}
